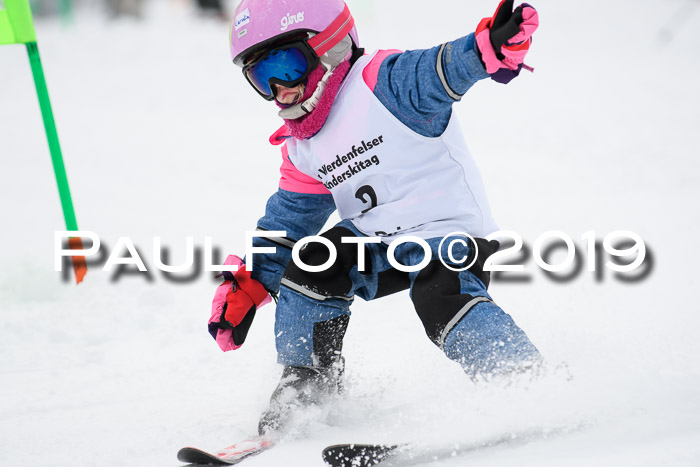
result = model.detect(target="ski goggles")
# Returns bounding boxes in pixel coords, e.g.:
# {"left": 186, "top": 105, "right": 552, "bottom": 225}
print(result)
{"left": 242, "top": 41, "right": 320, "bottom": 100}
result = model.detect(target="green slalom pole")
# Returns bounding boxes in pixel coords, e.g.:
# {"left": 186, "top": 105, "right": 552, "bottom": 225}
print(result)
{"left": 25, "top": 41, "right": 79, "bottom": 232}
{"left": 25, "top": 41, "right": 88, "bottom": 283}
{"left": 2, "top": 0, "right": 86, "bottom": 282}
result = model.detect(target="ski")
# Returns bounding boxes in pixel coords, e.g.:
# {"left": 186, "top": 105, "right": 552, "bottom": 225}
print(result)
{"left": 321, "top": 424, "right": 586, "bottom": 466}
{"left": 322, "top": 443, "right": 407, "bottom": 467}
{"left": 177, "top": 436, "right": 275, "bottom": 465}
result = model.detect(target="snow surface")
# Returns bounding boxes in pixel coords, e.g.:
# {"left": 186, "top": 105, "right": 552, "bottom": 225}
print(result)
{"left": 1, "top": 0, "right": 700, "bottom": 466}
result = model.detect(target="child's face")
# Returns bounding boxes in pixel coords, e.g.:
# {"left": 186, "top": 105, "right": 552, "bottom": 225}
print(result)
{"left": 274, "top": 83, "right": 304, "bottom": 105}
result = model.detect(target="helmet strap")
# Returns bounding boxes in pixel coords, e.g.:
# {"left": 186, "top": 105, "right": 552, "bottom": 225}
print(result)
{"left": 277, "top": 59, "right": 335, "bottom": 119}
{"left": 277, "top": 35, "right": 353, "bottom": 120}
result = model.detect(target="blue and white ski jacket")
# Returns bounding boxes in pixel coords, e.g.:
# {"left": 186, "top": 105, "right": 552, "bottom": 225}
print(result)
{"left": 250, "top": 33, "right": 490, "bottom": 294}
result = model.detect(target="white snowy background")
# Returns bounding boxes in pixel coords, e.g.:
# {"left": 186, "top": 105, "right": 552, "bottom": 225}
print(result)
{"left": 1, "top": 0, "right": 699, "bottom": 465}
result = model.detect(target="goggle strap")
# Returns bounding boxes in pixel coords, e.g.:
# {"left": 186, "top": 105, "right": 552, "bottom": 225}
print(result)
{"left": 308, "top": 3, "right": 355, "bottom": 57}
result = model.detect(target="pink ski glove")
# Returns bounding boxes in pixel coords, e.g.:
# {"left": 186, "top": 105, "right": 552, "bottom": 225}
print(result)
{"left": 476, "top": 0, "right": 539, "bottom": 84}
{"left": 208, "top": 255, "right": 273, "bottom": 352}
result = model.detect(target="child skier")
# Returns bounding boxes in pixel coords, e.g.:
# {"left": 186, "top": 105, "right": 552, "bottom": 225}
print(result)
{"left": 209, "top": 0, "right": 542, "bottom": 435}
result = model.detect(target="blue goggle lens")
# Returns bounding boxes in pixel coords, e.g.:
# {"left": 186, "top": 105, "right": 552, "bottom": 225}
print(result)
{"left": 245, "top": 46, "right": 310, "bottom": 98}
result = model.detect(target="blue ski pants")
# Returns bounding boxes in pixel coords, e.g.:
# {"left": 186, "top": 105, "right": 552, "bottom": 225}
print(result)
{"left": 274, "top": 220, "right": 541, "bottom": 380}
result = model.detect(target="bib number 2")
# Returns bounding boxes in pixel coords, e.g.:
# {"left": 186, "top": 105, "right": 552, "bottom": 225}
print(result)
{"left": 355, "top": 185, "right": 378, "bottom": 214}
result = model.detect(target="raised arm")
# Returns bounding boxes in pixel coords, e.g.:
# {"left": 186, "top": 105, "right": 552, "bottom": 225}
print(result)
{"left": 370, "top": 34, "right": 488, "bottom": 137}
{"left": 369, "top": 1, "right": 539, "bottom": 137}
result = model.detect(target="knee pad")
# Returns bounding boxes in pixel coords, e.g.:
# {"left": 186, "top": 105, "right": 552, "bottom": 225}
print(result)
{"left": 436, "top": 236, "right": 500, "bottom": 289}
{"left": 281, "top": 226, "right": 360, "bottom": 300}
{"left": 412, "top": 260, "right": 493, "bottom": 347}
{"left": 412, "top": 237, "right": 501, "bottom": 346}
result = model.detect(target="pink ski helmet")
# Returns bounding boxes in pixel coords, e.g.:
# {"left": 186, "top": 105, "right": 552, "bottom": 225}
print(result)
{"left": 229, "top": 0, "right": 359, "bottom": 66}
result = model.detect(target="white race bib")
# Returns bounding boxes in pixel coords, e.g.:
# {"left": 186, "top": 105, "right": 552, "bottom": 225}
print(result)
{"left": 287, "top": 52, "right": 499, "bottom": 243}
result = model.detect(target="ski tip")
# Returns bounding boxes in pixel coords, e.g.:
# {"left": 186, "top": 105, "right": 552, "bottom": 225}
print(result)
{"left": 322, "top": 444, "right": 401, "bottom": 467}
{"left": 177, "top": 438, "right": 275, "bottom": 465}
{"left": 176, "top": 447, "right": 204, "bottom": 464}
{"left": 177, "top": 446, "right": 232, "bottom": 465}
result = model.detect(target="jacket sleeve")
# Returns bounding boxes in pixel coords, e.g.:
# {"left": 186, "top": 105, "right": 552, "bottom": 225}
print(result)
{"left": 248, "top": 142, "right": 336, "bottom": 294}
{"left": 367, "top": 33, "right": 489, "bottom": 137}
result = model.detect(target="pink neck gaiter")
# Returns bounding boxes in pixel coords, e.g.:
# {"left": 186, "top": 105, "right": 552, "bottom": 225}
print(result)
{"left": 279, "top": 60, "right": 352, "bottom": 140}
